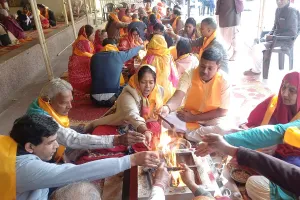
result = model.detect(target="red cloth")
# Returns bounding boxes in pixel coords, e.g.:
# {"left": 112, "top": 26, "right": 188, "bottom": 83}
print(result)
{"left": 132, "top": 121, "right": 161, "bottom": 152}
{"left": 118, "top": 8, "right": 127, "bottom": 21}
{"left": 247, "top": 72, "right": 300, "bottom": 127}
{"left": 76, "top": 125, "right": 127, "bottom": 164}
{"left": 68, "top": 26, "right": 94, "bottom": 95}
{"left": 94, "top": 29, "right": 103, "bottom": 52}
{"left": 276, "top": 144, "right": 300, "bottom": 158}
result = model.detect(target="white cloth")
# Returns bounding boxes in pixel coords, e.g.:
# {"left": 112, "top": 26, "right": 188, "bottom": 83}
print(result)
{"left": 219, "top": 26, "right": 240, "bottom": 52}
{"left": 246, "top": 176, "right": 271, "bottom": 200}
{"left": 92, "top": 93, "right": 115, "bottom": 101}
{"left": 164, "top": 112, "right": 230, "bottom": 142}
{"left": 250, "top": 42, "right": 272, "bottom": 73}
{"left": 148, "top": 186, "right": 165, "bottom": 200}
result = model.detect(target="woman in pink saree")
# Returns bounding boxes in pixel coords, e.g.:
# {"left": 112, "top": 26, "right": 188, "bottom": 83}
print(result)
{"left": 68, "top": 25, "right": 95, "bottom": 96}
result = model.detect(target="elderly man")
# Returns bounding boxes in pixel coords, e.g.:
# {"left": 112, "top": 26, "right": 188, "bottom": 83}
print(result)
{"left": 168, "top": 17, "right": 228, "bottom": 73}
{"left": 0, "top": 114, "right": 159, "bottom": 199}
{"left": 27, "top": 78, "right": 146, "bottom": 163}
{"left": 244, "top": 0, "right": 300, "bottom": 76}
{"left": 161, "top": 48, "right": 231, "bottom": 142}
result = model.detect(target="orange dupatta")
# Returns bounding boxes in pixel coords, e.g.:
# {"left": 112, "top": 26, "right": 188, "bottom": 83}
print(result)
{"left": 172, "top": 16, "right": 180, "bottom": 31}
{"left": 0, "top": 135, "right": 17, "bottom": 200}
{"left": 143, "top": 35, "right": 178, "bottom": 103}
{"left": 184, "top": 68, "right": 222, "bottom": 130}
{"left": 198, "top": 31, "right": 217, "bottom": 59}
{"left": 109, "top": 13, "right": 125, "bottom": 36}
{"left": 38, "top": 98, "right": 69, "bottom": 162}
{"left": 128, "top": 66, "right": 163, "bottom": 120}
{"left": 261, "top": 95, "right": 300, "bottom": 125}
{"left": 100, "top": 44, "right": 125, "bottom": 86}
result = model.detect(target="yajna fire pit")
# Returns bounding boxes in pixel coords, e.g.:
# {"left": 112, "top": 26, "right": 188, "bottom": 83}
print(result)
{"left": 137, "top": 148, "right": 223, "bottom": 200}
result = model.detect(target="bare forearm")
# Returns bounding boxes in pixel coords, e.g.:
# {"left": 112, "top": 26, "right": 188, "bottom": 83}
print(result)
{"left": 166, "top": 90, "right": 185, "bottom": 112}
{"left": 194, "top": 108, "right": 227, "bottom": 122}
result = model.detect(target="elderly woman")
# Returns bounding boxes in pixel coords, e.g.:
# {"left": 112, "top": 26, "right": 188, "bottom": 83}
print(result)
{"left": 142, "top": 34, "right": 179, "bottom": 103}
{"left": 27, "top": 78, "right": 145, "bottom": 163}
{"left": 86, "top": 65, "right": 164, "bottom": 150}
{"left": 68, "top": 25, "right": 94, "bottom": 96}
{"left": 0, "top": 9, "right": 25, "bottom": 40}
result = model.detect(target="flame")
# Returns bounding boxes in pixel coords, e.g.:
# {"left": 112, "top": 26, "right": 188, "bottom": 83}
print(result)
{"left": 157, "top": 130, "right": 186, "bottom": 187}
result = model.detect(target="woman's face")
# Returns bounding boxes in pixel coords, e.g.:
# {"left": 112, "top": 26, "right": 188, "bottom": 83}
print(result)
{"left": 185, "top": 23, "right": 194, "bottom": 35}
{"left": 88, "top": 32, "right": 95, "bottom": 42}
{"left": 139, "top": 72, "right": 155, "bottom": 97}
{"left": 100, "top": 32, "right": 107, "bottom": 41}
{"left": 281, "top": 81, "right": 298, "bottom": 106}
{"left": 132, "top": 30, "right": 139, "bottom": 40}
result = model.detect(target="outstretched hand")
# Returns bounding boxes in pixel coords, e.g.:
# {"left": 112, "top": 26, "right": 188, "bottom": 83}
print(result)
{"left": 194, "top": 133, "right": 238, "bottom": 157}
{"left": 130, "top": 151, "right": 160, "bottom": 168}
{"left": 118, "top": 131, "right": 146, "bottom": 146}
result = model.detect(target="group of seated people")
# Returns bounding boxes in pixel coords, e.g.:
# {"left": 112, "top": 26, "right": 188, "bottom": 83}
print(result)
{"left": 1, "top": 0, "right": 300, "bottom": 199}
{"left": 0, "top": 3, "right": 56, "bottom": 46}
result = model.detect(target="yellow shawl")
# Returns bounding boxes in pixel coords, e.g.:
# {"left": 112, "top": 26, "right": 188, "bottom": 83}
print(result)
{"left": 128, "top": 66, "right": 163, "bottom": 120}
{"left": 172, "top": 16, "right": 180, "bottom": 31}
{"left": 198, "top": 30, "right": 217, "bottom": 59}
{"left": 184, "top": 68, "right": 222, "bottom": 130}
{"left": 142, "top": 35, "right": 177, "bottom": 103}
{"left": 0, "top": 135, "right": 17, "bottom": 200}
{"left": 38, "top": 98, "right": 69, "bottom": 162}
{"left": 100, "top": 45, "right": 125, "bottom": 86}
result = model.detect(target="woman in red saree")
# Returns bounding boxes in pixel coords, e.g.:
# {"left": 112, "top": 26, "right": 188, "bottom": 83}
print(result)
{"left": 94, "top": 29, "right": 107, "bottom": 52}
{"left": 243, "top": 72, "right": 300, "bottom": 166}
{"left": 118, "top": 27, "right": 143, "bottom": 75}
{"left": 68, "top": 25, "right": 95, "bottom": 96}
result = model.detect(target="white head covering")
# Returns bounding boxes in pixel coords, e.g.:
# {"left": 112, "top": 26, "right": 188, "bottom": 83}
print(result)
{"left": 0, "top": 9, "right": 9, "bottom": 17}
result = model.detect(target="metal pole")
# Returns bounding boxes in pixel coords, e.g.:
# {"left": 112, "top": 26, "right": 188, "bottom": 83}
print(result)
{"left": 83, "top": 0, "right": 90, "bottom": 24}
{"left": 62, "top": 0, "right": 69, "bottom": 26}
{"left": 88, "top": 0, "right": 92, "bottom": 14}
{"left": 257, "top": 0, "right": 266, "bottom": 39}
{"left": 67, "top": 0, "right": 77, "bottom": 39}
{"left": 187, "top": 0, "right": 190, "bottom": 18}
{"left": 29, "top": 0, "right": 53, "bottom": 80}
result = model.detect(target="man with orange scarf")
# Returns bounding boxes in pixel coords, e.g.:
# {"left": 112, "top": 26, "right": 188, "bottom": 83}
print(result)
{"left": 161, "top": 48, "right": 231, "bottom": 142}
{"left": 26, "top": 78, "right": 146, "bottom": 163}
{"left": 168, "top": 17, "right": 228, "bottom": 73}
{"left": 90, "top": 38, "right": 143, "bottom": 107}
{"left": 106, "top": 11, "right": 128, "bottom": 40}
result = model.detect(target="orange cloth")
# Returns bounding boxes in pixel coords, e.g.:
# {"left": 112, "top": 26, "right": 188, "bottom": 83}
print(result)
{"left": 121, "top": 15, "right": 132, "bottom": 23}
{"left": 132, "top": 18, "right": 140, "bottom": 22}
{"left": 128, "top": 66, "right": 163, "bottom": 120}
{"left": 109, "top": 12, "right": 125, "bottom": 36}
{"left": 0, "top": 135, "right": 17, "bottom": 200}
{"left": 38, "top": 98, "right": 69, "bottom": 162}
{"left": 198, "top": 30, "right": 217, "bottom": 58}
{"left": 73, "top": 35, "right": 95, "bottom": 58}
{"left": 184, "top": 68, "right": 222, "bottom": 130}
{"left": 261, "top": 95, "right": 300, "bottom": 125}
{"left": 44, "top": 7, "right": 49, "bottom": 19}
{"left": 142, "top": 35, "right": 179, "bottom": 103}
{"left": 169, "top": 46, "right": 177, "bottom": 60}
{"left": 172, "top": 16, "right": 180, "bottom": 31}
{"left": 100, "top": 44, "right": 125, "bottom": 86}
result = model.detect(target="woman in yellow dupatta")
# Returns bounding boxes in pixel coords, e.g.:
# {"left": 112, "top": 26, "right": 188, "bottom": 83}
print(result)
{"left": 87, "top": 65, "right": 164, "bottom": 151}
{"left": 68, "top": 25, "right": 95, "bottom": 96}
{"left": 141, "top": 34, "right": 179, "bottom": 103}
